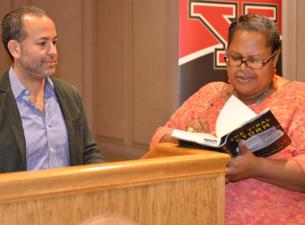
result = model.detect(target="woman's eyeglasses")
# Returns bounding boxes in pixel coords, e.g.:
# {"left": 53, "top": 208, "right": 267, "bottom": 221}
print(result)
{"left": 224, "top": 51, "right": 277, "bottom": 70}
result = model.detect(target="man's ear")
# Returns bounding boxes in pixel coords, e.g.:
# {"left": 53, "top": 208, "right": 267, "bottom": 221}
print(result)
{"left": 7, "top": 40, "right": 21, "bottom": 59}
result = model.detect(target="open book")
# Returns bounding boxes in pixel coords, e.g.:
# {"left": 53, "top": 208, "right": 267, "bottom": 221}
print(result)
{"left": 171, "top": 95, "right": 291, "bottom": 157}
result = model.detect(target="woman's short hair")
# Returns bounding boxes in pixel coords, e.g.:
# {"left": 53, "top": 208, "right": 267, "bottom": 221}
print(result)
{"left": 227, "top": 14, "right": 281, "bottom": 53}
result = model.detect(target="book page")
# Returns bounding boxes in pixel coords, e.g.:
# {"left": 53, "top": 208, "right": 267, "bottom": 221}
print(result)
{"left": 215, "top": 95, "right": 257, "bottom": 138}
{"left": 171, "top": 129, "right": 220, "bottom": 147}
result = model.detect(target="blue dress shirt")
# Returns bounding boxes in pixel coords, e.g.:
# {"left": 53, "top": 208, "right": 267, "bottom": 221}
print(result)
{"left": 9, "top": 68, "right": 69, "bottom": 170}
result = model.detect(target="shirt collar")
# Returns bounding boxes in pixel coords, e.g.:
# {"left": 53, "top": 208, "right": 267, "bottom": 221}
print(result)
{"left": 9, "top": 67, "right": 55, "bottom": 99}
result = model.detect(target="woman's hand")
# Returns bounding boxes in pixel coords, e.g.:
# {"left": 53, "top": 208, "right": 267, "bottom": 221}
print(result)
{"left": 226, "top": 140, "right": 262, "bottom": 182}
{"left": 186, "top": 119, "right": 210, "bottom": 133}
{"left": 226, "top": 140, "right": 305, "bottom": 192}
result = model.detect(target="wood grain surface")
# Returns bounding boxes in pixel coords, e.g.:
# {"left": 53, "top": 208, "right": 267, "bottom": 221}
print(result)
{"left": 0, "top": 143, "right": 229, "bottom": 225}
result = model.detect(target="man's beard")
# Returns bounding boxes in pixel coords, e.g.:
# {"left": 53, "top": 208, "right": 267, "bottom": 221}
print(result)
{"left": 20, "top": 56, "right": 57, "bottom": 79}
{"left": 19, "top": 46, "right": 57, "bottom": 79}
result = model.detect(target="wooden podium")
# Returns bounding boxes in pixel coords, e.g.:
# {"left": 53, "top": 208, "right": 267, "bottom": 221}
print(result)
{"left": 0, "top": 143, "right": 229, "bottom": 225}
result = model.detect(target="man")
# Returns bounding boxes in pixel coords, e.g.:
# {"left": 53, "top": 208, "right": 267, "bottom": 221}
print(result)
{"left": 0, "top": 5, "right": 104, "bottom": 173}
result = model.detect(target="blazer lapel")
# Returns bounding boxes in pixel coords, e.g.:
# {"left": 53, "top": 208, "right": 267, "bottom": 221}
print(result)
{"left": 0, "top": 72, "right": 27, "bottom": 166}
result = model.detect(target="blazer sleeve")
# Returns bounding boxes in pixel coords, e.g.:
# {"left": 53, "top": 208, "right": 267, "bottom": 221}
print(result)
{"left": 74, "top": 87, "right": 104, "bottom": 164}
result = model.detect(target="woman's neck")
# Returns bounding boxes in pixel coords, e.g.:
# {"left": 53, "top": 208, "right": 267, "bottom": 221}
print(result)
{"left": 236, "top": 83, "right": 275, "bottom": 105}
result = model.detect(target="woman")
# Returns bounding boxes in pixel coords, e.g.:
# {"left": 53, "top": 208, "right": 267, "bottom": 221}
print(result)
{"left": 150, "top": 14, "right": 305, "bottom": 224}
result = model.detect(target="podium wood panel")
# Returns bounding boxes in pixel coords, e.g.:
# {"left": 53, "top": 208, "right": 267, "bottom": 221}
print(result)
{"left": 0, "top": 143, "right": 229, "bottom": 225}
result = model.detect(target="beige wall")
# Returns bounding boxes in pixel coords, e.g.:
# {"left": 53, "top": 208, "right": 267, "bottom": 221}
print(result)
{"left": 282, "top": 0, "right": 305, "bottom": 81}
{"left": 94, "top": 0, "right": 179, "bottom": 160}
{"left": 1, "top": 0, "right": 304, "bottom": 160}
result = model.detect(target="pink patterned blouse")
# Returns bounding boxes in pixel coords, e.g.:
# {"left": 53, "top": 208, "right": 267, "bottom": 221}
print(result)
{"left": 150, "top": 77, "right": 305, "bottom": 224}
